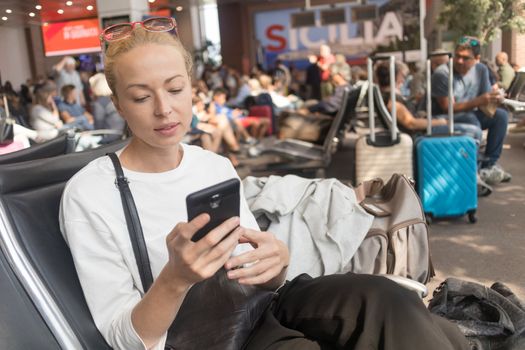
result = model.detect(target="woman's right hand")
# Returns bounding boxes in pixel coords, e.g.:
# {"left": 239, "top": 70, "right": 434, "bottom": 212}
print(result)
{"left": 163, "top": 214, "right": 243, "bottom": 288}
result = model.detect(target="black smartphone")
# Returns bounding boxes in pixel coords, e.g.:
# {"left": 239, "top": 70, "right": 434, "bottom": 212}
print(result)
{"left": 186, "top": 178, "right": 240, "bottom": 242}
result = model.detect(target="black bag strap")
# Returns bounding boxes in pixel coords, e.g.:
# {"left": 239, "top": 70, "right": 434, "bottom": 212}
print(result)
{"left": 107, "top": 152, "right": 154, "bottom": 292}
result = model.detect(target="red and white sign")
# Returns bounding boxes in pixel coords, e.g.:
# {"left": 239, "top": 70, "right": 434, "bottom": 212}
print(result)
{"left": 42, "top": 18, "right": 101, "bottom": 56}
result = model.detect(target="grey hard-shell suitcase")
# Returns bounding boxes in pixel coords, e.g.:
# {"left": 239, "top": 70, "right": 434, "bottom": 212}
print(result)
{"left": 355, "top": 56, "right": 413, "bottom": 185}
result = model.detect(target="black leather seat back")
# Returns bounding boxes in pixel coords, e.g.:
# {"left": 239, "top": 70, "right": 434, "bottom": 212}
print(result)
{"left": 0, "top": 132, "right": 76, "bottom": 166}
{"left": 0, "top": 247, "right": 61, "bottom": 349}
{"left": 0, "top": 140, "right": 128, "bottom": 349}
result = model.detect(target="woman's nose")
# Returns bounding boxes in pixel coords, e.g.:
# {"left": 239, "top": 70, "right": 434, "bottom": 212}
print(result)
{"left": 153, "top": 92, "right": 172, "bottom": 117}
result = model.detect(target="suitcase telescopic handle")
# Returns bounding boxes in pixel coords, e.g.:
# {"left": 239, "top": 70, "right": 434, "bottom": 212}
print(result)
{"left": 426, "top": 52, "right": 454, "bottom": 136}
{"left": 447, "top": 57, "right": 454, "bottom": 135}
{"left": 367, "top": 57, "right": 375, "bottom": 142}
{"left": 367, "top": 55, "right": 397, "bottom": 144}
{"left": 426, "top": 59, "right": 432, "bottom": 136}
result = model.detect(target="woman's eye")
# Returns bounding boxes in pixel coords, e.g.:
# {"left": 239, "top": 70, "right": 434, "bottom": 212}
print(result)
{"left": 169, "top": 89, "right": 183, "bottom": 95}
{"left": 133, "top": 96, "right": 149, "bottom": 103}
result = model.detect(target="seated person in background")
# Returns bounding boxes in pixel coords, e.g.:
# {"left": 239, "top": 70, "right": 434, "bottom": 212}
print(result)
{"left": 431, "top": 36, "right": 510, "bottom": 184}
{"left": 213, "top": 87, "right": 268, "bottom": 141}
{"left": 89, "top": 73, "right": 125, "bottom": 132}
{"left": 53, "top": 56, "right": 85, "bottom": 106}
{"left": 406, "top": 62, "right": 425, "bottom": 106}
{"left": 190, "top": 96, "right": 223, "bottom": 153}
{"left": 89, "top": 73, "right": 126, "bottom": 143}
{"left": 257, "top": 74, "right": 298, "bottom": 111}
{"left": 228, "top": 75, "right": 251, "bottom": 108}
{"left": 375, "top": 61, "right": 482, "bottom": 142}
{"left": 430, "top": 50, "right": 450, "bottom": 72}
{"left": 271, "top": 59, "right": 292, "bottom": 95}
{"left": 189, "top": 114, "right": 222, "bottom": 153}
{"left": 7, "top": 94, "right": 31, "bottom": 128}
{"left": 193, "top": 95, "right": 242, "bottom": 166}
{"left": 480, "top": 59, "right": 500, "bottom": 90}
{"left": 58, "top": 84, "right": 95, "bottom": 131}
{"left": 30, "top": 80, "right": 62, "bottom": 141}
{"left": 495, "top": 51, "right": 516, "bottom": 91}
{"left": 306, "top": 62, "right": 351, "bottom": 116}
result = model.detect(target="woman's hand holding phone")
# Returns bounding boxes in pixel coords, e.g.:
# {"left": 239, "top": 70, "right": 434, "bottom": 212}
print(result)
{"left": 224, "top": 228, "right": 290, "bottom": 287}
{"left": 163, "top": 214, "right": 243, "bottom": 288}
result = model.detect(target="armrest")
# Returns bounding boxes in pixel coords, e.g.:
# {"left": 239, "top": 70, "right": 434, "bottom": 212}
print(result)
{"left": 502, "top": 98, "right": 525, "bottom": 110}
{"left": 378, "top": 274, "right": 428, "bottom": 298}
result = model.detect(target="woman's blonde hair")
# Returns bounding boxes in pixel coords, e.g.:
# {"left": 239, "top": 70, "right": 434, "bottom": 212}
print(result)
{"left": 103, "top": 28, "right": 193, "bottom": 97}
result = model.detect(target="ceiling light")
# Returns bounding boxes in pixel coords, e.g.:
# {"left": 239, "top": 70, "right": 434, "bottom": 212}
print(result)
{"left": 6, "top": 9, "right": 12, "bottom": 13}
{"left": 176, "top": 6, "right": 183, "bottom": 11}
{"left": 35, "top": 5, "right": 42, "bottom": 10}
{"left": 148, "top": 0, "right": 156, "bottom": 3}
{"left": 29, "top": 12, "right": 35, "bottom": 17}
{"left": 66, "top": 1, "right": 73, "bottom": 6}
{"left": 57, "top": 9, "right": 64, "bottom": 14}
{"left": 86, "top": 5, "right": 93, "bottom": 10}
{"left": 1, "top": 16, "right": 7, "bottom": 21}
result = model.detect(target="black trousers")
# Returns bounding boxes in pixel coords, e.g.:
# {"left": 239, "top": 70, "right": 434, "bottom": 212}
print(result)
{"left": 245, "top": 273, "right": 469, "bottom": 350}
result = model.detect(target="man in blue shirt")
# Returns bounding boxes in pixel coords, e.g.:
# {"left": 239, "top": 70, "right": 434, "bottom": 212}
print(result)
{"left": 58, "top": 84, "right": 94, "bottom": 131}
{"left": 431, "top": 36, "right": 510, "bottom": 184}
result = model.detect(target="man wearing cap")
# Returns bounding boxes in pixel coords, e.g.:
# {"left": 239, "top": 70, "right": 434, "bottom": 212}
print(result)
{"left": 307, "top": 61, "right": 351, "bottom": 116}
{"left": 53, "top": 56, "right": 85, "bottom": 106}
{"left": 431, "top": 36, "right": 511, "bottom": 185}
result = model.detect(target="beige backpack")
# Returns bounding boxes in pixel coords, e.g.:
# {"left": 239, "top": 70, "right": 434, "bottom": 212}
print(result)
{"left": 344, "top": 174, "right": 435, "bottom": 284}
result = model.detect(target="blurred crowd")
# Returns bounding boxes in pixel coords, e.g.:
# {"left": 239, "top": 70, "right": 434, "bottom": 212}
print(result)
{"left": 1, "top": 42, "right": 523, "bottom": 173}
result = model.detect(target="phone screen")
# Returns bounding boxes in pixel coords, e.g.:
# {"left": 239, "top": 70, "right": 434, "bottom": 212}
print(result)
{"left": 186, "top": 178, "right": 240, "bottom": 242}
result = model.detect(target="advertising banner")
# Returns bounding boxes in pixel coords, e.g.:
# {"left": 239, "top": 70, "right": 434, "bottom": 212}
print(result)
{"left": 254, "top": 0, "right": 422, "bottom": 69}
{"left": 42, "top": 18, "right": 101, "bottom": 57}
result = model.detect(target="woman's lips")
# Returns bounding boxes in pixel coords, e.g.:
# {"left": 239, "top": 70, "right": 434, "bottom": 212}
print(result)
{"left": 154, "top": 122, "right": 180, "bottom": 136}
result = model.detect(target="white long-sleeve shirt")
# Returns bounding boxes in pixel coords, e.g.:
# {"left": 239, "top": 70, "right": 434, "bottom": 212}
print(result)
{"left": 29, "top": 105, "right": 61, "bottom": 141}
{"left": 59, "top": 144, "right": 257, "bottom": 350}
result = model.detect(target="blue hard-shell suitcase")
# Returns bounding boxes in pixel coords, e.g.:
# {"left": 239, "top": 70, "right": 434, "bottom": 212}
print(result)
{"left": 416, "top": 55, "right": 477, "bottom": 223}
{"left": 416, "top": 135, "right": 477, "bottom": 223}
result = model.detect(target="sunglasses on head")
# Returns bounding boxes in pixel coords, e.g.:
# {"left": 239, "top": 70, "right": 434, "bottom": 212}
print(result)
{"left": 458, "top": 36, "right": 480, "bottom": 47}
{"left": 99, "top": 16, "right": 177, "bottom": 45}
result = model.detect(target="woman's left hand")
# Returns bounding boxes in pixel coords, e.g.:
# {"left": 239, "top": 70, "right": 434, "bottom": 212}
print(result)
{"left": 224, "top": 229, "right": 289, "bottom": 285}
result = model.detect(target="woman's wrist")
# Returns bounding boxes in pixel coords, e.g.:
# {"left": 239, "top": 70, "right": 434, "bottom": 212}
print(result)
{"left": 155, "top": 265, "right": 193, "bottom": 296}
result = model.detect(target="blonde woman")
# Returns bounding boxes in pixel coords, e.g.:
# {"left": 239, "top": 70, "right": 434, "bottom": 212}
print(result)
{"left": 60, "top": 17, "right": 469, "bottom": 350}
{"left": 29, "top": 80, "right": 62, "bottom": 141}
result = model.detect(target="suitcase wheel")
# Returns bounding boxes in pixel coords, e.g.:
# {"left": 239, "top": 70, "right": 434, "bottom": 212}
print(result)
{"left": 467, "top": 211, "right": 477, "bottom": 224}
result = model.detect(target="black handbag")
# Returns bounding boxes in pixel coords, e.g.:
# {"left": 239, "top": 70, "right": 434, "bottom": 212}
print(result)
{"left": 108, "top": 153, "right": 275, "bottom": 350}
